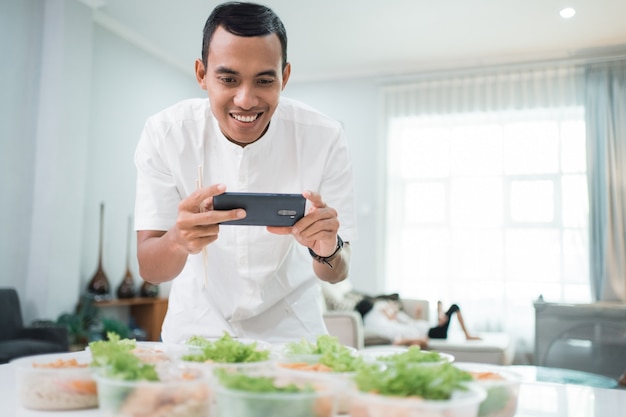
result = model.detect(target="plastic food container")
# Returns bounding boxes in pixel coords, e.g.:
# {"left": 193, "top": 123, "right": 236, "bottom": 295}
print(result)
{"left": 212, "top": 369, "right": 339, "bottom": 417}
{"left": 12, "top": 351, "right": 98, "bottom": 411}
{"left": 181, "top": 336, "right": 272, "bottom": 353}
{"left": 277, "top": 359, "right": 356, "bottom": 415}
{"left": 349, "top": 383, "right": 486, "bottom": 417}
{"left": 361, "top": 345, "right": 455, "bottom": 367}
{"left": 180, "top": 350, "right": 276, "bottom": 381}
{"left": 130, "top": 341, "right": 182, "bottom": 364}
{"left": 454, "top": 363, "right": 522, "bottom": 417}
{"left": 86, "top": 340, "right": 184, "bottom": 364}
{"left": 178, "top": 336, "right": 275, "bottom": 379}
{"left": 275, "top": 343, "right": 358, "bottom": 364}
{"left": 95, "top": 363, "right": 211, "bottom": 417}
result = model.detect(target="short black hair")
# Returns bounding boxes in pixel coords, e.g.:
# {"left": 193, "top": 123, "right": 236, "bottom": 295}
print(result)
{"left": 201, "top": 2, "right": 288, "bottom": 70}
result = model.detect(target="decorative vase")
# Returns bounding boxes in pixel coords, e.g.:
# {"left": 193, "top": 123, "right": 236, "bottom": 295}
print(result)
{"left": 116, "top": 216, "right": 136, "bottom": 299}
{"left": 87, "top": 202, "right": 111, "bottom": 299}
{"left": 140, "top": 281, "right": 159, "bottom": 298}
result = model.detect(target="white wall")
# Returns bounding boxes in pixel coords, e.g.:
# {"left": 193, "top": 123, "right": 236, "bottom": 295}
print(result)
{"left": 0, "top": 0, "right": 200, "bottom": 323}
{"left": 1, "top": 0, "right": 93, "bottom": 322}
{"left": 0, "top": 0, "right": 385, "bottom": 325}
{"left": 0, "top": 0, "right": 44, "bottom": 305}
{"left": 80, "top": 24, "right": 200, "bottom": 305}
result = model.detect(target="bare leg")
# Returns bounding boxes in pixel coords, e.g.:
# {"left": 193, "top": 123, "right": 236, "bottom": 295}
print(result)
{"left": 455, "top": 310, "right": 481, "bottom": 340}
{"left": 437, "top": 301, "right": 448, "bottom": 325}
{"left": 393, "top": 337, "right": 429, "bottom": 349}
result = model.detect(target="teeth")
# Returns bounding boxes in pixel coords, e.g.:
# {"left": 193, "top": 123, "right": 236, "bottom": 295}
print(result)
{"left": 232, "top": 114, "right": 258, "bottom": 123}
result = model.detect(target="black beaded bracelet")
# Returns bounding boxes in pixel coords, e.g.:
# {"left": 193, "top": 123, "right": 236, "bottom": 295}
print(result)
{"left": 308, "top": 235, "right": 344, "bottom": 269}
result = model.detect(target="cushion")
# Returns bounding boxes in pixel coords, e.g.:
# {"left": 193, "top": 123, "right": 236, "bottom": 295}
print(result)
{"left": 319, "top": 280, "right": 364, "bottom": 311}
{"left": 0, "top": 289, "right": 24, "bottom": 341}
{"left": 427, "top": 332, "right": 515, "bottom": 365}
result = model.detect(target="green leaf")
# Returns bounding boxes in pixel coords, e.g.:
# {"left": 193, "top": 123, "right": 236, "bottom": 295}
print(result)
{"left": 353, "top": 362, "right": 472, "bottom": 400}
{"left": 88, "top": 333, "right": 158, "bottom": 381}
{"left": 182, "top": 332, "right": 270, "bottom": 363}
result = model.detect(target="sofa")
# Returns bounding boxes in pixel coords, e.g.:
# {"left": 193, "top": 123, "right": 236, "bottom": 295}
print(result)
{"left": 0, "top": 288, "right": 69, "bottom": 363}
{"left": 321, "top": 282, "right": 515, "bottom": 365}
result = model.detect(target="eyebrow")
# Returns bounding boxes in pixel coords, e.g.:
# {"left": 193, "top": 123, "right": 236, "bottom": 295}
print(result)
{"left": 214, "top": 66, "right": 278, "bottom": 78}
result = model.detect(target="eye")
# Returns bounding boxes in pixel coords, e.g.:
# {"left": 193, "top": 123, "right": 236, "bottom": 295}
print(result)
{"left": 257, "top": 78, "right": 275, "bottom": 86}
{"left": 219, "top": 76, "right": 237, "bottom": 85}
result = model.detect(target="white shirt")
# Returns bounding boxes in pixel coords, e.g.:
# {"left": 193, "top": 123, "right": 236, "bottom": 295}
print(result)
{"left": 134, "top": 97, "right": 357, "bottom": 344}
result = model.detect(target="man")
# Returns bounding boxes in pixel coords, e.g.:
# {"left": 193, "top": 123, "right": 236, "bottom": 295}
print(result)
{"left": 134, "top": 2, "right": 356, "bottom": 344}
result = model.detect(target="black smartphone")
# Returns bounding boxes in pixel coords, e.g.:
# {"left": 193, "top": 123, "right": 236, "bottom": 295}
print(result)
{"left": 213, "top": 192, "right": 306, "bottom": 226}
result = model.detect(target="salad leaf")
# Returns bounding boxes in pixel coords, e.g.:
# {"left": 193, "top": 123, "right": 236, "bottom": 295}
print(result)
{"left": 354, "top": 362, "right": 472, "bottom": 400}
{"left": 284, "top": 335, "right": 365, "bottom": 372}
{"left": 89, "top": 332, "right": 158, "bottom": 381}
{"left": 182, "top": 332, "right": 270, "bottom": 363}
{"left": 284, "top": 335, "right": 346, "bottom": 356}
{"left": 378, "top": 346, "right": 444, "bottom": 364}
{"left": 89, "top": 332, "right": 135, "bottom": 369}
{"left": 284, "top": 338, "right": 319, "bottom": 355}
{"left": 214, "top": 370, "right": 318, "bottom": 417}
{"left": 215, "top": 369, "right": 313, "bottom": 393}
{"left": 318, "top": 348, "right": 364, "bottom": 373}
{"left": 186, "top": 335, "right": 214, "bottom": 348}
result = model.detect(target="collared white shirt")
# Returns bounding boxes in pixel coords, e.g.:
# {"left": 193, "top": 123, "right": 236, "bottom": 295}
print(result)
{"left": 134, "top": 97, "right": 357, "bottom": 344}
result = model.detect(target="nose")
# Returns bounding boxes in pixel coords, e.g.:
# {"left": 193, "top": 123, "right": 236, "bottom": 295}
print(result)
{"left": 233, "top": 84, "right": 259, "bottom": 110}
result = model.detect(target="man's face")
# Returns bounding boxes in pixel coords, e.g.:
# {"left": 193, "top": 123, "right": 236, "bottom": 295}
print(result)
{"left": 195, "top": 26, "right": 291, "bottom": 146}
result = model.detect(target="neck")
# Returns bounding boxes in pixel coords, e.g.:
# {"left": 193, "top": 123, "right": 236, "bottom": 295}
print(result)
{"left": 224, "top": 123, "right": 270, "bottom": 148}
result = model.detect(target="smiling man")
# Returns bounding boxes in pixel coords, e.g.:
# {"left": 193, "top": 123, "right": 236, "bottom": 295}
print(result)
{"left": 133, "top": 2, "right": 357, "bottom": 344}
{"left": 199, "top": 24, "right": 286, "bottom": 146}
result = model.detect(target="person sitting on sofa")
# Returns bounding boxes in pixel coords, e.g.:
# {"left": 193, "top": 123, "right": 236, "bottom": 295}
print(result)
{"left": 355, "top": 297, "right": 480, "bottom": 348}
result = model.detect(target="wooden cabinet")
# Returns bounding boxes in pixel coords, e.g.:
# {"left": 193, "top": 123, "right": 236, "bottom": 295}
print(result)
{"left": 95, "top": 297, "right": 168, "bottom": 341}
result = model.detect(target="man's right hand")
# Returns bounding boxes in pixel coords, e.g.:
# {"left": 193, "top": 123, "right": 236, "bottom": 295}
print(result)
{"left": 172, "top": 183, "right": 245, "bottom": 254}
{"left": 136, "top": 184, "right": 246, "bottom": 282}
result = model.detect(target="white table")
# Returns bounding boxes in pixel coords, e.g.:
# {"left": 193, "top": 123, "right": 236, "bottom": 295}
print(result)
{"left": 2, "top": 362, "right": 625, "bottom": 417}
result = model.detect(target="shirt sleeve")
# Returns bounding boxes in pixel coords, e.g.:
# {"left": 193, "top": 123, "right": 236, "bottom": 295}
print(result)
{"left": 133, "top": 118, "right": 181, "bottom": 231}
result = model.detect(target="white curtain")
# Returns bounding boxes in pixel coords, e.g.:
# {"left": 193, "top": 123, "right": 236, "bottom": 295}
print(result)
{"left": 586, "top": 60, "right": 626, "bottom": 302}
{"left": 382, "top": 65, "right": 586, "bottom": 363}
{"left": 383, "top": 66, "right": 583, "bottom": 116}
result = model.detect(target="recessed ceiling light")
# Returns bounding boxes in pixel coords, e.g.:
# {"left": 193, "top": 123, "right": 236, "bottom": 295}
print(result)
{"left": 560, "top": 8, "right": 576, "bottom": 19}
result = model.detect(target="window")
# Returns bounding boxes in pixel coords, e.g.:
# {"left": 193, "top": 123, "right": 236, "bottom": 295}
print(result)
{"left": 385, "top": 106, "right": 589, "bottom": 346}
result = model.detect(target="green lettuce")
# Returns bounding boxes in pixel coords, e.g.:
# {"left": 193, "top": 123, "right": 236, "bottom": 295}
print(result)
{"left": 89, "top": 332, "right": 158, "bottom": 381}
{"left": 182, "top": 332, "right": 270, "bottom": 363}
{"left": 354, "top": 362, "right": 472, "bottom": 400}
{"left": 285, "top": 335, "right": 364, "bottom": 372}
{"left": 378, "top": 346, "right": 445, "bottom": 364}
{"left": 215, "top": 369, "right": 318, "bottom": 417}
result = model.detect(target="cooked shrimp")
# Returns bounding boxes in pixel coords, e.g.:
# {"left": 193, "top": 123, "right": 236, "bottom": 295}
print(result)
{"left": 32, "top": 358, "right": 88, "bottom": 368}
{"left": 470, "top": 371, "right": 505, "bottom": 380}
{"left": 278, "top": 362, "right": 333, "bottom": 372}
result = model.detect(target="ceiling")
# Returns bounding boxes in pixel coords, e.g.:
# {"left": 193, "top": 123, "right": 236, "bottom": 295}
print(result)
{"left": 87, "top": 0, "right": 626, "bottom": 83}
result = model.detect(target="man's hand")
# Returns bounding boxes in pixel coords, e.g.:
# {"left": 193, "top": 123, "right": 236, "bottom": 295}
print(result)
{"left": 267, "top": 190, "right": 349, "bottom": 283}
{"left": 171, "top": 184, "right": 245, "bottom": 254}
{"left": 136, "top": 184, "right": 245, "bottom": 282}
{"left": 267, "top": 190, "right": 339, "bottom": 255}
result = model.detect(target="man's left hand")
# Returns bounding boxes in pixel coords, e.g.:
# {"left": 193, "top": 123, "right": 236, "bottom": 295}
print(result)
{"left": 267, "top": 190, "right": 339, "bottom": 254}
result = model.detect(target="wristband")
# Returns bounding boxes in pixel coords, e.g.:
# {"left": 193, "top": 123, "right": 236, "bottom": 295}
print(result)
{"left": 308, "top": 235, "right": 344, "bottom": 269}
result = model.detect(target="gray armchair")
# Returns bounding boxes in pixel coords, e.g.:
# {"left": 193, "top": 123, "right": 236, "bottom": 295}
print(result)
{"left": 0, "top": 288, "right": 69, "bottom": 363}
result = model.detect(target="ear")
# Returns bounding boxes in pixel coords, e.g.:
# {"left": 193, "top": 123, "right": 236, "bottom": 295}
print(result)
{"left": 195, "top": 59, "right": 207, "bottom": 90}
{"left": 281, "top": 62, "right": 291, "bottom": 90}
